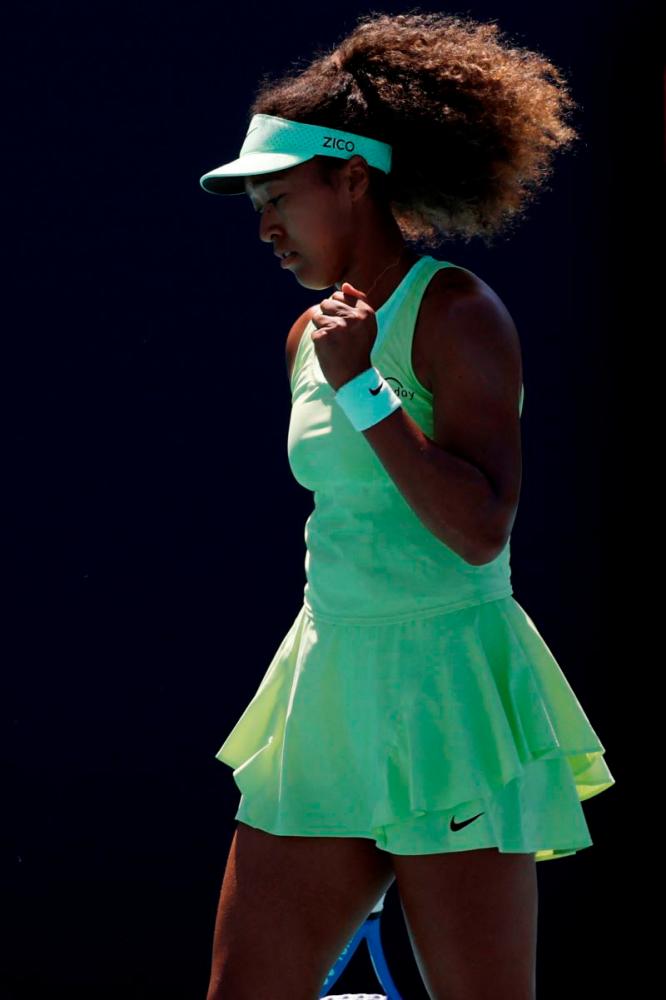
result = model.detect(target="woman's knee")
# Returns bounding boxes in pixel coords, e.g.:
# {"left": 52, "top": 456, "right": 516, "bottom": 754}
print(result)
{"left": 207, "top": 959, "right": 321, "bottom": 1000}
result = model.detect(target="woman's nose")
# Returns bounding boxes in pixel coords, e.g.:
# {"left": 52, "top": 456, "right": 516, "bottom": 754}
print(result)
{"left": 259, "top": 209, "right": 282, "bottom": 243}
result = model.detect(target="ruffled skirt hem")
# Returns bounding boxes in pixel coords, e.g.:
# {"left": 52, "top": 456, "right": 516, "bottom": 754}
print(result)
{"left": 215, "top": 596, "right": 615, "bottom": 861}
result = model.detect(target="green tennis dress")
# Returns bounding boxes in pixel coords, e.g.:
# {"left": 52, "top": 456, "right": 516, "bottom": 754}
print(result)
{"left": 216, "top": 254, "right": 615, "bottom": 861}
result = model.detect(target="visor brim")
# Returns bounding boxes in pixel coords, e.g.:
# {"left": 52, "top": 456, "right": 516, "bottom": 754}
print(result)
{"left": 199, "top": 152, "right": 308, "bottom": 195}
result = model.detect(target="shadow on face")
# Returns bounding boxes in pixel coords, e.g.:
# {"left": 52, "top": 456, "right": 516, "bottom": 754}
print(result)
{"left": 244, "top": 159, "right": 329, "bottom": 200}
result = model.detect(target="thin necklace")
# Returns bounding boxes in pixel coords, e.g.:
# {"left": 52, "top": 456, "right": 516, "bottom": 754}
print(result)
{"left": 364, "top": 247, "right": 411, "bottom": 301}
{"left": 337, "top": 248, "right": 412, "bottom": 303}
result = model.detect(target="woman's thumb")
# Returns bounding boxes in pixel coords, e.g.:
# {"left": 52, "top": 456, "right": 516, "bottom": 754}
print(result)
{"left": 342, "top": 281, "right": 367, "bottom": 297}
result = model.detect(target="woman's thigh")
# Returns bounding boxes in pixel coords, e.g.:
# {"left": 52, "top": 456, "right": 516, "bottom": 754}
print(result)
{"left": 207, "top": 821, "right": 396, "bottom": 1000}
{"left": 391, "top": 846, "right": 538, "bottom": 1000}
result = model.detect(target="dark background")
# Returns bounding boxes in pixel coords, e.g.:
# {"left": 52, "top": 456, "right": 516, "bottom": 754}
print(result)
{"left": 3, "top": 0, "right": 659, "bottom": 996}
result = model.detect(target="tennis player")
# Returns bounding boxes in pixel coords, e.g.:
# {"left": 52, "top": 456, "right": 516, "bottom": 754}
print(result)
{"left": 200, "top": 11, "right": 615, "bottom": 999}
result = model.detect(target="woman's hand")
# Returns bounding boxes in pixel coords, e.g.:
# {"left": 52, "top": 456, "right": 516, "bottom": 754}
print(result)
{"left": 311, "top": 282, "right": 377, "bottom": 391}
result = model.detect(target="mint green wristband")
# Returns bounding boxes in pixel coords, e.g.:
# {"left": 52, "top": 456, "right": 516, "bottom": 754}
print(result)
{"left": 334, "top": 366, "right": 402, "bottom": 431}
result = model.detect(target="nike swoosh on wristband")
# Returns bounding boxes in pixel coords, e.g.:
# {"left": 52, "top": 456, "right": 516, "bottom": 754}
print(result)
{"left": 369, "top": 382, "right": 383, "bottom": 395}
{"left": 450, "top": 811, "right": 485, "bottom": 832}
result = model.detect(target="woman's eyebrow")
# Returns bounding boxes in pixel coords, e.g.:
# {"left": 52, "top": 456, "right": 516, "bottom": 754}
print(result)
{"left": 246, "top": 186, "right": 271, "bottom": 208}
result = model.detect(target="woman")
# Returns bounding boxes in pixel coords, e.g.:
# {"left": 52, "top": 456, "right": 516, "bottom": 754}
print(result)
{"left": 199, "top": 11, "right": 615, "bottom": 1000}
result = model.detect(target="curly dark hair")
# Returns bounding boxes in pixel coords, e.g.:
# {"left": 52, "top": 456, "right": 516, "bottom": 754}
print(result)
{"left": 247, "top": 8, "right": 581, "bottom": 248}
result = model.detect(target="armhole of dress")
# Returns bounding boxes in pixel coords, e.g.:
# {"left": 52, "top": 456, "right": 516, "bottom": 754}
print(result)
{"left": 289, "top": 319, "right": 314, "bottom": 394}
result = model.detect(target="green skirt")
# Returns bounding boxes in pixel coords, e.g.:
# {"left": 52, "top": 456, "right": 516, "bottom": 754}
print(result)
{"left": 216, "top": 595, "right": 615, "bottom": 862}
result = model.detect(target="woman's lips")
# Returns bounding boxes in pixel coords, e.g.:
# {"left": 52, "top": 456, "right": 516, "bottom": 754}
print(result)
{"left": 280, "top": 252, "right": 300, "bottom": 268}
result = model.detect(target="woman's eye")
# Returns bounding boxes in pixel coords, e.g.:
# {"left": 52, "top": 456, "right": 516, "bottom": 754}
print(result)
{"left": 257, "top": 195, "right": 284, "bottom": 214}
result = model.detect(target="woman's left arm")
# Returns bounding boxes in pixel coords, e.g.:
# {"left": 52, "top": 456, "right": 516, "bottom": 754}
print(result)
{"left": 361, "top": 288, "right": 523, "bottom": 566}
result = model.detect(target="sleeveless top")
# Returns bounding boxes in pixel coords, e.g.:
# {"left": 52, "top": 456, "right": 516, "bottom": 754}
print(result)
{"left": 287, "top": 254, "right": 525, "bottom": 625}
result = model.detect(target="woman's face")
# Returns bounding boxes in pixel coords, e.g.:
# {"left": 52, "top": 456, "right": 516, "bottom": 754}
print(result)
{"left": 244, "top": 159, "right": 358, "bottom": 291}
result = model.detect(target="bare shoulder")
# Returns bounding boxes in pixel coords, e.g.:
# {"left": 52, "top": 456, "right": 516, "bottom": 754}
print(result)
{"left": 286, "top": 304, "right": 318, "bottom": 384}
{"left": 416, "top": 264, "right": 523, "bottom": 394}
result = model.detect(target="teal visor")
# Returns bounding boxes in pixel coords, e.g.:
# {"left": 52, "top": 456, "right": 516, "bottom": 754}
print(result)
{"left": 199, "top": 113, "right": 393, "bottom": 195}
